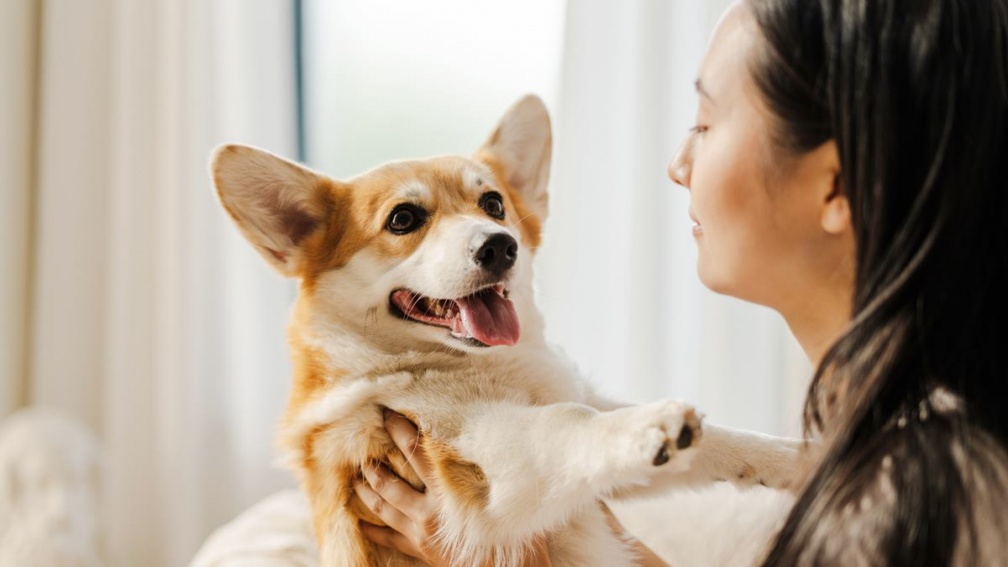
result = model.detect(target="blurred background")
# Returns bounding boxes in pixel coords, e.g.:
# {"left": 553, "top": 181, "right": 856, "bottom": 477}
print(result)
{"left": 1, "top": 0, "right": 807, "bottom": 565}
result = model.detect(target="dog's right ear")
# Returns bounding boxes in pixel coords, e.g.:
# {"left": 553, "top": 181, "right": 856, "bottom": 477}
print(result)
{"left": 475, "top": 95, "right": 552, "bottom": 222}
{"left": 211, "top": 145, "right": 331, "bottom": 277}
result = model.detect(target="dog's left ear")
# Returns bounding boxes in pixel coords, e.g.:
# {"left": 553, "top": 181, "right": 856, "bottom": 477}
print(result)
{"left": 475, "top": 95, "right": 552, "bottom": 221}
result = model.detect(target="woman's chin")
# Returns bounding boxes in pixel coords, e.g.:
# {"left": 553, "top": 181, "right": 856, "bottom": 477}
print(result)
{"left": 696, "top": 259, "right": 749, "bottom": 300}
{"left": 697, "top": 263, "right": 781, "bottom": 310}
{"left": 696, "top": 259, "right": 728, "bottom": 294}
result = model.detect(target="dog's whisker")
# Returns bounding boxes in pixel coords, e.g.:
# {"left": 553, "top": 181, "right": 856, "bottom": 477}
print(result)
{"left": 507, "top": 209, "right": 535, "bottom": 228}
{"left": 404, "top": 293, "right": 425, "bottom": 316}
{"left": 362, "top": 306, "right": 379, "bottom": 334}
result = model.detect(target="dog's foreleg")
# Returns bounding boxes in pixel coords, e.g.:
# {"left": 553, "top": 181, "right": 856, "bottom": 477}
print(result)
{"left": 580, "top": 388, "right": 805, "bottom": 493}
{"left": 611, "top": 423, "right": 804, "bottom": 501}
{"left": 439, "top": 399, "right": 701, "bottom": 542}
{"left": 689, "top": 423, "right": 804, "bottom": 488}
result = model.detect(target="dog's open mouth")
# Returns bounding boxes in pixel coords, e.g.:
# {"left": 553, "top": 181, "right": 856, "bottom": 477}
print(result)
{"left": 390, "top": 285, "right": 520, "bottom": 347}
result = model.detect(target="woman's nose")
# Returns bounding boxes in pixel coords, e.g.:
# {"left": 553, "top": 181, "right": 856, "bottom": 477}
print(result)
{"left": 668, "top": 134, "right": 694, "bottom": 189}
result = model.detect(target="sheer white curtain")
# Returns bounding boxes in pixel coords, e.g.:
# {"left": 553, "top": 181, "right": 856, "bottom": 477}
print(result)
{"left": 0, "top": 0, "right": 37, "bottom": 418}
{"left": 2, "top": 0, "right": 299, "bottom": 565}
{"left": 539, "top": 0, "right": 810, "bottom": 436}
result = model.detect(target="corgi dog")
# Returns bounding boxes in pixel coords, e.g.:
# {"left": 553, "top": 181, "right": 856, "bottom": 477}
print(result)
{"left": 211, "top": 95, "right": 801, "bottom": 567}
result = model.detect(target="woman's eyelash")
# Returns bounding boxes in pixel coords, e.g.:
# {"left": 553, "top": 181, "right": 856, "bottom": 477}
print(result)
{"left": 690, "top": 125, "right": 709, "bottom": 134}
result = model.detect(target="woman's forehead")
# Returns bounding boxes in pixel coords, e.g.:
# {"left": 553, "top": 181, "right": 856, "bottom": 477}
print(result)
{"left": 698, "top": 3, "right": 757, "bottom": 102}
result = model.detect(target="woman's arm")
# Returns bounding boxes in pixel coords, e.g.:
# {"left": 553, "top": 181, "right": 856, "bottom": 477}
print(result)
{"left": 354, "top": 411, "right": 552, "bottom": 567}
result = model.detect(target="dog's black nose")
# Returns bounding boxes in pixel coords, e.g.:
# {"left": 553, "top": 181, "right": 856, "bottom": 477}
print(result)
{"left": 475, "top": 233, "right": 518, "bottom": 276}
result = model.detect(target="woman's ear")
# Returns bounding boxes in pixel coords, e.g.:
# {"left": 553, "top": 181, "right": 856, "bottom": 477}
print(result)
{"left": 810, "top": 141, "right": 851, "bottom": 236}
{"left": 822, "top": 174, "right": 851, "bottom": 236}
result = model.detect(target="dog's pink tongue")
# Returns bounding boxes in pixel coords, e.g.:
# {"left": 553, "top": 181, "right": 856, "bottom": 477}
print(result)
{"left": 454, "top": 289, "right": 520, "bottom": 346}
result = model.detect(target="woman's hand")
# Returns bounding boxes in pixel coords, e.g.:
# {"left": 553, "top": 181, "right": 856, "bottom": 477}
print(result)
{"left": 354, "top": 409, "right": 552, "bottom": 567}
{"left": 353, "top": 409, "right": 443, "bottom": 563}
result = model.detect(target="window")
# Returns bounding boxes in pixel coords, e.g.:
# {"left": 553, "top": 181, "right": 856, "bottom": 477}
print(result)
{"left": 301, "top": 0, "right": 567, "bottom": 177}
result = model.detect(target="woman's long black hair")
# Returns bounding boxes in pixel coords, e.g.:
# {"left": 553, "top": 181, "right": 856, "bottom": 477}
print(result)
{"left": 748, "top": 0, "right": 1008, "bottom": 564}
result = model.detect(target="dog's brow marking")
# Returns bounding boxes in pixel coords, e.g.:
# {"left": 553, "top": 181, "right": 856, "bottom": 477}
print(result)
{"left": 395, "top": 181, "right": 431, "bottom": 203}
{"left": 462, "top": 163, "right": 495, "bottom": 192}
{"left": 402, "top": 189, "right": 427, "bottom": 201}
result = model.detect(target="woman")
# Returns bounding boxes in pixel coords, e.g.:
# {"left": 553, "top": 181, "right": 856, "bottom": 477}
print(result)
{"left": 355, "top": 0, "right": 1008, "bottom": 564}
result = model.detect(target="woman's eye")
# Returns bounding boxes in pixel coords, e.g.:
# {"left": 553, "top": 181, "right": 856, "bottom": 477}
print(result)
{"left": 386, "top": 204, "right": 426, "bottom": 235}
{"left": 690, "top": 125, "right": 709, "bottom": 134}
{"left": 479, "top": 192, "right": 506, "bottom": 220}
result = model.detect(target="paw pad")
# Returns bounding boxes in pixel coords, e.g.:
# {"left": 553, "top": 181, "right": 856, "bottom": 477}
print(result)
{"left": 676, "top": 424, "right": 694, "bottom": 450}
{"left": 652, "top": 444, "right": 670, "bottom": 466}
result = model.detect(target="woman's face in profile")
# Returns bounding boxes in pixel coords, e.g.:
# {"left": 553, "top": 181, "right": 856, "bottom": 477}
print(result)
{"left": 668, "top": 3, "right": 849, "bottom": 311}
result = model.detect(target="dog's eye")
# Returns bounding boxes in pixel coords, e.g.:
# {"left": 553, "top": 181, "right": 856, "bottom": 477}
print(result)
{"left": 386, "top": 204, "right": 426, "bottom": 235}
{"left": 479, "top": 192, "right": 505, "bottom": 220}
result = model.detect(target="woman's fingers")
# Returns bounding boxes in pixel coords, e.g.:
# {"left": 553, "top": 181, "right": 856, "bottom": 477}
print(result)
{"left": 361, "top": 462, "right": 430, "bottom": 524}
{"left": 355, "top": 410, "right": 455, "bottom": 565}
{"left": 383, "top": 409, "right": 434, "bottom": 482}
{"left": 353, "top": 472, "right": 415, "bottom": 538}
{"left": 362, "top": 410, "right": 557, "bottom": 567}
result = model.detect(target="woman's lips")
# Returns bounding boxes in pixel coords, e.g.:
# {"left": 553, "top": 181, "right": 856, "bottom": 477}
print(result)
{"left": 689, "top": 210, "right": 703, "bottom": 236}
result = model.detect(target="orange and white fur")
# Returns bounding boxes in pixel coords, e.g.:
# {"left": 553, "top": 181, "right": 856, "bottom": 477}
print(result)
{"left": 211, "top": 95, "right": 801, "bottom": 567}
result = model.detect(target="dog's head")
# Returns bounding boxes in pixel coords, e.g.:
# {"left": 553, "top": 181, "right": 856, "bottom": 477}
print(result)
{"left": 212, "top": 95, "right": 551, "bottom": 354}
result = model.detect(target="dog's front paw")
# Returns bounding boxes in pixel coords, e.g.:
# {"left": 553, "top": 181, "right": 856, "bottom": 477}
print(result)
{"left": 602, "top": 400, "right": 703, "bottom": 478}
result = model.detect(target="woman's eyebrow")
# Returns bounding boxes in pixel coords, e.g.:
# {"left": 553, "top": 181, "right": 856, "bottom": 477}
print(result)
{"left": 694, "top": 79, "right": 715, "bottom": 104}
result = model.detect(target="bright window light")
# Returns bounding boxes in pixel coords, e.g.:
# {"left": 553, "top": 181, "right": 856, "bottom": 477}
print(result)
{"left": 302, "top": 0, "right": 567, "bottom": 177}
